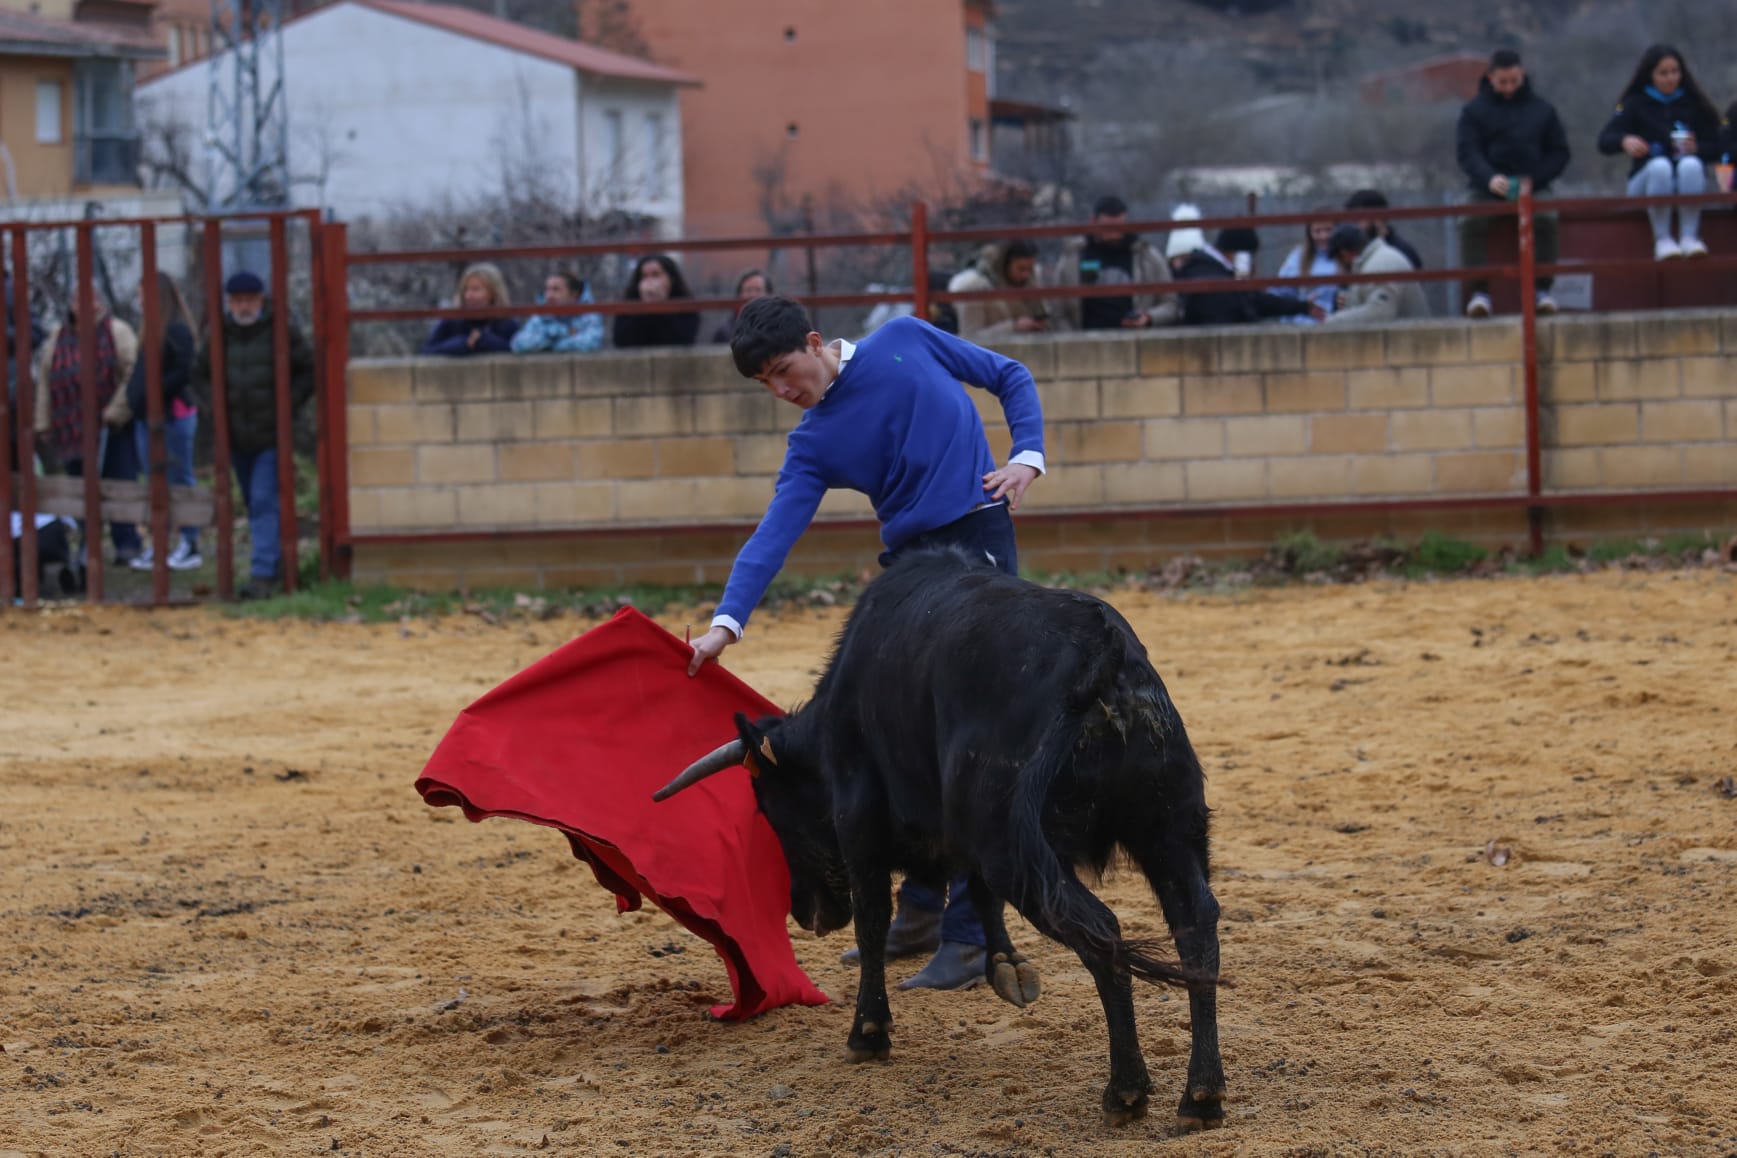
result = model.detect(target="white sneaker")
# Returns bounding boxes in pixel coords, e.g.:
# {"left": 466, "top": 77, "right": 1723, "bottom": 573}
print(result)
{"left": 1465, "top": 292, "right": 1493, "bottom": 318}
{"left": 128, "top": 548, "right": 154, "bottom": 571}
{"left": 166, "top": 541, "right": 203, "bottom": 571}
{"left": 1535, "top": 292, "right": 1558, "bottom": 315}
{"left": 1680, "top": 237, "right": 1709, "bottom": 259}
{"left": 1655, "top": 237, "right": 1683, "bottom": 260}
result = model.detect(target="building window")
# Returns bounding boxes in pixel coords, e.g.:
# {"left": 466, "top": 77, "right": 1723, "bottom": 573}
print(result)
{"left": 644, "top": 111, "right": 665, "bottom": 199}
{"left": 36, "top": 80, "right": 63, "bottom": 144}
{"left": 167, "top": 24, "right": 181, "bottom": 66}
{"left": 966, "top": 26, "right": 986, "bottom": 73}
{"left": 603, "top": 108, "right": 624, "bottom": 194}
{"left": 75, "top": 60, "right": 140, "bottom": 185}
{"left": 969, "top": 117, "right": 986, "bottom": 162}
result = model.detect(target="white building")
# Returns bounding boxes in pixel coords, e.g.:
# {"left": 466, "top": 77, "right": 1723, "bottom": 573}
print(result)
{"left": 135, "top": 0, "right": 699, "bottom": 231}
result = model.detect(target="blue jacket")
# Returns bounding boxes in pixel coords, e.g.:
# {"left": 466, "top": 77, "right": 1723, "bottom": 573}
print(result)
{"left": 714, "top": 316, "right": 1045, "bottom": 631}
{"left": 511, "top": 287, "right": 604, "bottom": 354}
{"left": 421, "top": 317, "right": 519, "bottom": 357}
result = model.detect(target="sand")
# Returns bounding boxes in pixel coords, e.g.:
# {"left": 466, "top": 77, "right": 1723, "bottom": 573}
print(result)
{"left": 1, "top": 570, "right": 1734, "bottom": 1157}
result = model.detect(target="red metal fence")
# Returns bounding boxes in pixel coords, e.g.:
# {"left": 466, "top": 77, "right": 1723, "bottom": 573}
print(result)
{"left": 5, "top": 187, "right": 1737, "bottom": 609}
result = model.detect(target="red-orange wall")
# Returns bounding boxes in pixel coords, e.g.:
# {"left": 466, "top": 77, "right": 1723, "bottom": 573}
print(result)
{"left": 632, "top": 0, "right": 979, "bottom": 237}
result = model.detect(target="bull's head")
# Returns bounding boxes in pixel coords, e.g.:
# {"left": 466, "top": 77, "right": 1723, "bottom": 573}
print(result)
{"left": 653, "top": 713, "right": 852, "bottom": 937}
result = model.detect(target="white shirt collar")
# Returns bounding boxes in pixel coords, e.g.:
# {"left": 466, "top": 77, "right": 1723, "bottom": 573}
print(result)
{"left": 823, "top": 338, "right": 856, "bottom": 398}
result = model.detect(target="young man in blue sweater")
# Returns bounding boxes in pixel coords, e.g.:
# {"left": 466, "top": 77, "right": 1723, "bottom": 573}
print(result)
{"left": 686, "top": 294, "right": 1047, "bottom": 990}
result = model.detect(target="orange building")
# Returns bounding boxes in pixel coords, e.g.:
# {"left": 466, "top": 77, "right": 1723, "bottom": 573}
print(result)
{"left": 629, "top": 0, "right": 995, "bottom": 238}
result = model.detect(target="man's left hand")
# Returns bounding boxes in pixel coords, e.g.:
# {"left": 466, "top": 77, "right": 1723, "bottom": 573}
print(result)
{"left": 982, "top": 463, "right": 1039, "bottom": 511}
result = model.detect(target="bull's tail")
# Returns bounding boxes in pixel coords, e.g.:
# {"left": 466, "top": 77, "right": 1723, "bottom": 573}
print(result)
{"left": 1004, "top": 692, "right": 1209, "bottom": 991}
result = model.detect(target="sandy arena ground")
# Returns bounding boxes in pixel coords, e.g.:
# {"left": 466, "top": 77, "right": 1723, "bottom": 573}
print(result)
{"left": 2, "top": 571, "right": 1735, "bottom": 1157}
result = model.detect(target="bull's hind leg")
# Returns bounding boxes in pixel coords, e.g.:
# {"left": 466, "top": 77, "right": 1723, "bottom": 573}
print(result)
{"left": 1129, "top": 840, "right": 1226, "bottom": 1130}
{"left": 995, "top": 876, "right": 1153, "bottom": 1124}
{"left": 966, "top": 875, "right": 1041, "bottom": 1009}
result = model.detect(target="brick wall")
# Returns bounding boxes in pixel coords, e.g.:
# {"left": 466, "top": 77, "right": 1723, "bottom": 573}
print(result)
{"left": 346, "top": 311, "right": 1737, "bottom": 589}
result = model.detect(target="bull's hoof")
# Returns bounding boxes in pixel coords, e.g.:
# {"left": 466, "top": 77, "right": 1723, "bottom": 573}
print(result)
{"left": 1100, "top": 1080, "right": 1152, "bottom": 1126}
{"left": 989, "top": 953, "right": 1042, "bottom": 1009}
{"left": 1176, "top": 1087, "right": 1226, "bottom": 1131}
{"left": 844, "top": 1021, "right": 892, "bottom": 1063}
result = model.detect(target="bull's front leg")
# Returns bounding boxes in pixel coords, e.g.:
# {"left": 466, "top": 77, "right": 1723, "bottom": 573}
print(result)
{"left": 843, "top": 864, "right": 894, "bottom": 1062}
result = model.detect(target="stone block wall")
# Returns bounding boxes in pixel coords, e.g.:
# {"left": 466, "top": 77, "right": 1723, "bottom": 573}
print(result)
{"left": 345, "top": 311, "right": 1737, "bottom": 589}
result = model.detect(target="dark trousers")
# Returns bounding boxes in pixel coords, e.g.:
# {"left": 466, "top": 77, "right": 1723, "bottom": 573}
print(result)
{"left": 877, "top": 501, "right": 1020, "bottom": 946}
{"left": 1460, "top": 189, "right": 1559, "bottom": 297}
{"left": 64, "top": 423, "right": 142, "bottom": 559}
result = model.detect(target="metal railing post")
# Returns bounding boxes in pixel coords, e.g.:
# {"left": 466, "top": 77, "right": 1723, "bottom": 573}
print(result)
{"left": 269, "top": 215, "right": 297, "bottom": 594}
{"left": 10, "top": 228, "right": 39, "bottom": 608}
{"left": 203, "top": 218, "right": 236, "bottom": 602}
{"left": 74, "top": 221, "right": 103, "bottom": 603}
{"left": 323, "top": 221, "right": 353, "bottom": 581}
{"left": 1517, "top": 181, "right": 1544, "bottom": 556}
{"left": 911, "top": 201, "right": 930, "bottom": 324}
{"left": 140, "top": 221, "right": 171, "bottom": 605}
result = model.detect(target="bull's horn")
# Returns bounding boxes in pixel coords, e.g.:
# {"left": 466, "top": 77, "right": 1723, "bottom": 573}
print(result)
{"left": 652, "top": 738, "right": 747, "bottom": 801}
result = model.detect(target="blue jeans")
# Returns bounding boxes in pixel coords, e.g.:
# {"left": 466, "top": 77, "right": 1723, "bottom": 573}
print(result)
{"left": 1628, "top": 155, "right": 1706, "bottom": 242}
{"left": 880, "top": 502, "right": 1023, "bottom": 949}
{"left": 134, "top": 412, "right": 200, "bottom": 551}
{"left": 231, "top": 447, "right": 281, "bottom": 580}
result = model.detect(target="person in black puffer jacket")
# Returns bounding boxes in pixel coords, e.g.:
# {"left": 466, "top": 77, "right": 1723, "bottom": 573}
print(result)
{"left": 1455, "top": 48, "right": 1572, "bottom": 318}
{"left": 1596, "top": 43, "right": 1725, "bottom": 259}
{"left": 192, "top": 271, "right": 314, "bottom": 596}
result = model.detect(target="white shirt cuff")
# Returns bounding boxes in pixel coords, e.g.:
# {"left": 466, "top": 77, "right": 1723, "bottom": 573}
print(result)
{"left": 1010, "top": 450, "right": 1046, "bottom": 475}
{"left": 711, "top": 614, "right": 743, "bottom": 641}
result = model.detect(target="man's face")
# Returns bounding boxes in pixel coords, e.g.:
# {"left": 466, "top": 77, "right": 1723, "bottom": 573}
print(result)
{"left": 1489, "top": 65, "right": 1524, "bottom": 98}
{"left": 1091, "top": 212, "right": 1129, "bottom": 243}
{"left": 226, "top": 292, "right": 265, "bottom": 324}
{"left": 1005, "top": 256, "right": 1036, "bottom": 287}
{"left": 544, "top": 276, "right": 575, "bottom": 306}
{"left": 754, "top": 332, "right": 830, "bottom": 410}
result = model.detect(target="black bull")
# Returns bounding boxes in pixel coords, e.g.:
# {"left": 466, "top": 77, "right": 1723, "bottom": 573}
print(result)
{"left": 656, "top": 549, "right": 1226, "bottom": 1128}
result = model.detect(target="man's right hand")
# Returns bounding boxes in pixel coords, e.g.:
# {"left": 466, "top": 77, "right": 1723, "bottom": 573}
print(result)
{"left": 1013, "top": 316, "right": 1048, "bottom": 333}
{"left": 1488, "top": 175, "right": 1511, "bottom": 198}
{"left": 687, "top": 625, "right": 737, "bottom": 676}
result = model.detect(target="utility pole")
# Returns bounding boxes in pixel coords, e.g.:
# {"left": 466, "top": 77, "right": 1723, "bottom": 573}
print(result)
{"left": 205, "top": 0, "right": 290, "bottom": 271}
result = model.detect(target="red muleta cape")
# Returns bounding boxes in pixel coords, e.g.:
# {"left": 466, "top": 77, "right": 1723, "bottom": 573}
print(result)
{"left": 414, "top": 606, "right": 828, "bottom": 1020}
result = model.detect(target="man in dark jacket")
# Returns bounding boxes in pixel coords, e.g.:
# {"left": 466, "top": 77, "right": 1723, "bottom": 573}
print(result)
{"left": 1457, "top": 48, "right": 1572, "bottom": 317}
{"left": 1164, "top": 213, "right": 1320, "bottom": 326}
{"left": 193, "top": 271, "right": 314, "bottom": 597}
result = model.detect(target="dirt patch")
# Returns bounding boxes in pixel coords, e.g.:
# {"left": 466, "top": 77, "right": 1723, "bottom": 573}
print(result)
{"left": 2, "top": 571, "right": 1735, "bottom": 1156}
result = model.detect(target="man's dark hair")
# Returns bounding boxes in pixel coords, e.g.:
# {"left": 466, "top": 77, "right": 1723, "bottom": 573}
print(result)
{"left": 1345, "top": 189, "right": 1389, "bottom": 210}
{"left": 554, "top": 271, "right": 584, "bottom": 295}
{"left": 1001, "top": 239, "right": 1040, "bottom": 271}
{"left": 1326, "top": 224, "right": 1368, "bottom": 260}
{"left": 1092, "top": 194, "right": 1128, "bottom": 218}
{"left": 1489, "top": 48, "right": 1522, "bottom": 70}
{"left": 730, "top": 294, "right": 813, "bottom": 378}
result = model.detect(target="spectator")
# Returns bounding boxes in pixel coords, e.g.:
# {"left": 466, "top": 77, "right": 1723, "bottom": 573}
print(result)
{"left": 1213, "top": 227, "right": 1262, "bottom": 279}
{"left": 1597, "top": 44, "right": 1724, "bottom": 259}
{"left": 1721, "top": 101, "right": 1737, "bottom": 190}
{"left": 1457, "top": 48, "right": 1572, "bottom": 317}
{"left": 1274, "top": 209, "right": 1342, "bottom": 323}
{"left": 109, "top": 272, "right": 202, "bottom": 571}
{"left": 1053, "top": 194, "right": 1178, "bottom": 330}
{"left": 32, "top": 300, "right": 142, "bottom": 565}
{"left": 511, "top": 272, "right": 604, "bottom": 355}
{"left": 613, "top": 254, "right": 701, "bottom": 349}
{"left": 4, "top": 273, "right": 44, "bottom": 459}
{"left": 947, "top": 240, "right": 1057, "bottom": 339}
{"left": 1345, "top": 189, "right": 1424, "bottom": 270}
{"left": 1323, "top": 224, "right": 1430, "bottom": 324}
{"left": 1166, "top": 207, "right": 1317, "bottom": 326}
{"left": 193, "top": 271, "right": 315, "bottom": 599}
{"left": 711, "top": 269, "right": 774, "bottom": 344}
{"left": 421, "top": 263, "right": 518, "bottom": 355}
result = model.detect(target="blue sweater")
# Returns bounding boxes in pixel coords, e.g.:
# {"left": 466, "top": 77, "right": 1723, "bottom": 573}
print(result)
{"left": 715, "top": 316, "right": 1045, "bottom": 631}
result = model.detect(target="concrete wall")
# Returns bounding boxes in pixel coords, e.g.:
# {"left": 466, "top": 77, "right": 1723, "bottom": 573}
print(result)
{"left": 345, "top": 311, "right": 1737, "bottom": 590}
